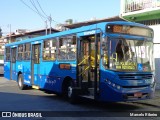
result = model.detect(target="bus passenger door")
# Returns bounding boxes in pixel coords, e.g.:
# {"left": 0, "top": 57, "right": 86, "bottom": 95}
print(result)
{"left": 77, "top": 34, "right": 100, "bottom": 98}
{"left": 31, "top": 44, "right": 41, "bottom": 86}
{"left": 10, "top": 47, "right": 17, "bottom": 80}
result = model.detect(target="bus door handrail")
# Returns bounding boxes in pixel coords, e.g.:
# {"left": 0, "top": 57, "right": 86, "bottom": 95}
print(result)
{"left": 78, "top": 56, "right": 89, "bottom": 66}
{"left": 78, "top": 66, "right": 90, "bottom": 76}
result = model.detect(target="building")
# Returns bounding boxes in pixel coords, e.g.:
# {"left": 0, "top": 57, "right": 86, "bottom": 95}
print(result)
{"left": 0, "top": 37, "right": 6, "bottom": 74}
{"left": 0, "top": 37, "right": 6, "bottom": 61}
{"left": 63, "top": 16, "right": 124, "bottom": 29}
{"left": 5, "top": 28, "right": 60, "bottom": 43}
{"left": 120, "top": 0, "right": 160, "bottom": 89}
{"left": 55, "top": 16, "right": 124, "bottom": 31}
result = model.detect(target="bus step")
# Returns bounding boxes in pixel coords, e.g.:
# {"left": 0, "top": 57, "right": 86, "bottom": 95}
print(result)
{"left": 32, "top": 85, "right": 40, "bottom": 90}
{"left": 88, "top": 88, "right": 94, "bottom": 96}
{"left": 80, "top": 95, "right": 94, "bottom": 99}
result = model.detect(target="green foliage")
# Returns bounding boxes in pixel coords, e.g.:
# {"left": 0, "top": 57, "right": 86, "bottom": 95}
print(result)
{"left": 0, "top": 28, "right": 2, "bottom": 37}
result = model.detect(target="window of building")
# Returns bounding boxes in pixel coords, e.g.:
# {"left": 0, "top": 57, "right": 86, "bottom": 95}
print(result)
{"left": 58, "top": 35, "right": 76, "bottom": 60}
{"left": 17, "top": 45, "right": 24, "bottom": 60}
{"left": 24, "top": 43, "right": 31, "bottom": 60}
{"left": 139, "top": 19, "right": 160, "bottom": 26}
{"left": 43, "top": 38, "right": 57, "bottom": 61}
{"left": 5, "top": 47, "right": 10, "bottom": 61}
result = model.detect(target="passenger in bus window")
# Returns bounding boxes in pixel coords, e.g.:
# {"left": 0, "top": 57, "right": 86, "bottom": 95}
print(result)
{"left": 116, "top": 40, "right": 129, "bottom": 62}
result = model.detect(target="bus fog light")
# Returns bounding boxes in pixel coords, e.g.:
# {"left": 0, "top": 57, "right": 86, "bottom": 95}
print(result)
{"left": 116, "top": 85, "right": 121, "bottom": 90}
{"left": 108, "top": 81, "right": 111, "bottom": 85}
{"left": 112, "top": 83, "right": 116, "bottom": 87}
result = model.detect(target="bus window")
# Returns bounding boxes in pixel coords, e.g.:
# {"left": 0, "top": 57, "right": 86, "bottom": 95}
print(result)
{"left": 34, "top": 44, "right": 40, "bottom": 64}
{"left": 5, "top": 47, "right": 10, "bottom": 61}
{"left": 102, "top": 38, "right": 109, "bottom": 68}
{"left": 17, "top": 45, "right": 24, "bottom": 61}
{"left": 24, "top": 43, "right": 31, "bottom": 60}
{"left": 43, "top": 38, "right": 57, "bottom": 61}
{"left": 58, "top": 35, "right": 76, "bottom": 60}
{"left": 11, "top": 48, "right": 16, "bottom": 63}
{"left": 67, "top": 36, "right": 76, "bottom": 60}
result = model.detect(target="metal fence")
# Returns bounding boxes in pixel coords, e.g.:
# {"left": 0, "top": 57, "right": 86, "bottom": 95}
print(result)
{"left": 124, "top": 0, "right": 160, "bottom": 13}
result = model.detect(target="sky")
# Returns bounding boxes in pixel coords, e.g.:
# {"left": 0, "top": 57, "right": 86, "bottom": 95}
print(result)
{"left": 0, "top": 0, "right": 120, "bottom": 35}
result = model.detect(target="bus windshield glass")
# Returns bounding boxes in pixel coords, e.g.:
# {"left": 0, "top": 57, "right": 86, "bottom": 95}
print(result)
{"left": 102, "top": 38, "right": 154, "bottom": 72}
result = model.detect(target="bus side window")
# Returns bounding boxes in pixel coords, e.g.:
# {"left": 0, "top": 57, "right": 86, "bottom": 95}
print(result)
{"left": 43, "top": 38, "right": 57, "bottom": 61}
{"left": 58, "top": 35, "right": 76, "bottom": 60}
{"left": 102, "top": 39, "right": 109, "bottom": 68}
{"left": 17, "top": 45, "right": 24, "bottom": 61}
{"left": 67, "top": 36, "right": 76, "bottom": 60}
{"left": 5, "top": 47, "right": 10, "bottom": 61}
{"left": 24, "top": 43, "right": 31, "bottom": 60}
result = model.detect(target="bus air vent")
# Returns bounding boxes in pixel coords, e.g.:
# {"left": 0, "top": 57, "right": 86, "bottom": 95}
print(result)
{"left": 118, "top": 74, "right": 153, "bottom": 80}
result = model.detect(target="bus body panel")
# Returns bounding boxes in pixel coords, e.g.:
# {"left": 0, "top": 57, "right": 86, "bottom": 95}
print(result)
{"left": 4, "top": 62, "right": 10, "bottom": 79}
{"left": 19, "top": 61, "right": 32, "bottom": 85}
{"left": 40, "top": 61, "right": 76, "bottom": 93}
{"left": 11, "top": 63, "right": 17, "bottom": 80}
{"left": 99, "top": 68, "right": 155, "bottom": 101}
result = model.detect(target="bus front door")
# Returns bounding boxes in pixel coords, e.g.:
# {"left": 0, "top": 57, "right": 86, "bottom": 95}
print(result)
{"left": 31, "top": 44, "right": 41, "bottom": 87}
{"left": 77, "top": 34, "right": 100, "bottom": 98}
{"left": 10, "top": 47, "right": 17, "bottom": 80}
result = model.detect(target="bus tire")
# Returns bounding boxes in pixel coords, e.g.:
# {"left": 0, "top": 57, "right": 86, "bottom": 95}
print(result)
{"left": 67, "top": 80, "right": 77, "bottom": 104}
{"left": 18, "top": 74, "right": 26, "bottom": 90}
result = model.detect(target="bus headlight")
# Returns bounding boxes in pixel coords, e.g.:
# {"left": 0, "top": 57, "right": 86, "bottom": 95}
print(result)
{"left": 112, "top": 83, "right": 116, "bottom": 87}
{"left": 105, "top": 79, "right": 121, "bottom": 90}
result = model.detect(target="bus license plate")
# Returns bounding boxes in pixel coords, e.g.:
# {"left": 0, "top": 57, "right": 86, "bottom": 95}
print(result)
{"left": 134, "top": 92, "right": 142, "bottom": 97}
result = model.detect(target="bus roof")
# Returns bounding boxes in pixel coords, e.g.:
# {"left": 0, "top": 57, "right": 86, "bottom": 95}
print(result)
{"left": 5, "top": 21, "right": 152, "bottom": 47}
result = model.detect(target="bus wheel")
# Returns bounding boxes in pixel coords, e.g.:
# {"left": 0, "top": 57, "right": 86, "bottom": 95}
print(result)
{"left": 18, "top": 74, "right": 26, "bottom": 90}
{"left": 67, "top": 81, "right": 77, "bottom": 103}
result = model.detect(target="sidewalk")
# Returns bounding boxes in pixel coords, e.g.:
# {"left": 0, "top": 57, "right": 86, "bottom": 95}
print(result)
{"left": 155, "top": 89, "right": 160, "bottom": 98}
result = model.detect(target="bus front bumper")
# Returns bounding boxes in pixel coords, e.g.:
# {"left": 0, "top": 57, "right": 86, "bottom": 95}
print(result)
{"left": 98, "top": 82, "right": 155, "bottom": 102}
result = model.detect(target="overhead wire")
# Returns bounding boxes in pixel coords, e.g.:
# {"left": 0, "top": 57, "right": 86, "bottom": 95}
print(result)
{"left": 20, "top": 0, "right": 46, "bottom": 21}
{"left": 29, "top": 0, "right": 46, "bottom": 19}
{"left": 20, "top": 0, "right": 65, "bottom": 29}
{"left": 36, "top": 0, "right": 60, "bottom": 24}
{"left": 36, "top": 0, "right": 48, "bottom": 18}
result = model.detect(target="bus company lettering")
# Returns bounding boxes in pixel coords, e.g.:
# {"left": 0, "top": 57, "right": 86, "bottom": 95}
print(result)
{"left": 46, "top": 79, "right": 56, "bottom": 85}
{"left": 84, "top": 30, "right": 95, "bottom": 35}
{"left": 115, "top": 62, "right": 136, "bottom": 70}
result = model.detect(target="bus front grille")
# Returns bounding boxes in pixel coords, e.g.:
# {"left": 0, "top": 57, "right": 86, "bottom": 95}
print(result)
{"left": 118, "top": 74, "right": 153, "bottom": 80}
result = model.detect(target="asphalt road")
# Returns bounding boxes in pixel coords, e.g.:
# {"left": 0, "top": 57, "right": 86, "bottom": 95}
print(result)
{"left": 0, "top": 75, "right": 160, "bottom": 120}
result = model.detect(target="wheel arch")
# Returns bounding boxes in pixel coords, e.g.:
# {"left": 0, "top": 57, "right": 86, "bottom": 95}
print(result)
{"left": 17, "top": 71, "right": 22, "bottom": 81}
{"left": 62, "top": 76, "right": 74, "bottom": 94}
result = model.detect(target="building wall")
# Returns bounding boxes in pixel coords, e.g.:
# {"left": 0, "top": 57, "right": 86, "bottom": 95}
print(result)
{"left": 0, "top": 38, "right": 5, "bottom": 63}
{"left": 149, "top": 25, "right": 160, "bottom": 89}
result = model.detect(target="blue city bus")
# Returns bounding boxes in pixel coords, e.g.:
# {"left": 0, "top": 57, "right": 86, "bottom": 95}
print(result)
{"left": 4, "top": 21, "right": 155, "bottom": 102}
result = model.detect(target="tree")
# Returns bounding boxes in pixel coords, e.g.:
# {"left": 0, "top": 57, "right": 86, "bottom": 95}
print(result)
{"left": 0, "top": 27, "right": 2, "bottom": 38}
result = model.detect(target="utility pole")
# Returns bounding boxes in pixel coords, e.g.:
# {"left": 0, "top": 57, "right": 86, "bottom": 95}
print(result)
{"left": 45, "top": 20, "right": 48, "bottom": 35}
{"left": 48, "top": 14, "right": 52, "bottom": 34}
{"left": 0, "top": 27, "right": 2, "bottom": 38}
{"left": 9, "top": 24, "right": 11, "bottom": 43}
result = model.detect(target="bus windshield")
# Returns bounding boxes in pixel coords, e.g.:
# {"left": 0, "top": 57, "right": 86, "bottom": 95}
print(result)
{"left": 102, "top": 38, "right": 154, "bottom": 72}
